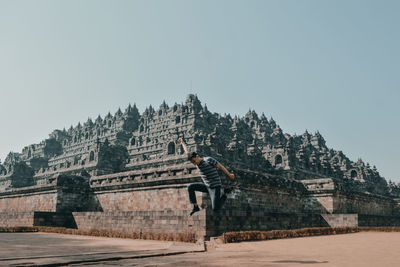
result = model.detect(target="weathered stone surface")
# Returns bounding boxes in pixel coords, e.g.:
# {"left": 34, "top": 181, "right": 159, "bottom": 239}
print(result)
{"left": 0, "top": 211, "right": 35, "bottom": 227}
{"left": 320, "top": 214, "right": 358, "bottom": 228}
{"left": 73, "top": 210, "right": 206, "bottom": 238}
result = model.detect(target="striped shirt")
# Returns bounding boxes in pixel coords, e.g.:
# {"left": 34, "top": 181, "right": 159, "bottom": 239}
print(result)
{"left": 197, "top": 157, "right": 221, "bottom": 188}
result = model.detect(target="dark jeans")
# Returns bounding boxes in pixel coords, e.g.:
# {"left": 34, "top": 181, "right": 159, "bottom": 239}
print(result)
{"left": 188, "top": 183, "right": 223, "bottom": 211}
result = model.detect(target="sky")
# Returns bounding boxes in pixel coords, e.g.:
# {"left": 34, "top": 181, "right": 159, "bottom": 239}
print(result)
{"left": 0, "top": 0, "right": 399, "bottom": 183}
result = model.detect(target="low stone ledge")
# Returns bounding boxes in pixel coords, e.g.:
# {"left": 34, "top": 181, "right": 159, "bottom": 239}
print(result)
{"left": 0, "top": 185, "right": 57, "bottom": 196}
{"left": 90, "top": 175, "right": 200, "bottom": 192}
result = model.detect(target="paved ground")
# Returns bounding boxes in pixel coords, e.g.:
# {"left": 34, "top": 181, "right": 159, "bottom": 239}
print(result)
{"left": 0, "top": 232, "right": 203, "bottom": 266}
{"left": 0, "top": 232, "right": 399, "bottom": 266}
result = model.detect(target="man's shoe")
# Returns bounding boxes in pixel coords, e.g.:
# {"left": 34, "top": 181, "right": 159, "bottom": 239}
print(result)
{"left": 190, "top": 205, "right": 200, "bottom": 216}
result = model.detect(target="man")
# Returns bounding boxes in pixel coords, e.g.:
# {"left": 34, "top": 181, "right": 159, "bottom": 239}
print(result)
{"left": 178, "top": 138, "right": 235, "bottom": 216}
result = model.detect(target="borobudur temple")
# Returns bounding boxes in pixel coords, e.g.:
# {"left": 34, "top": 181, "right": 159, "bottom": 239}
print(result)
{"left": 1, "top": 94, "right": 399, "bottom": 239}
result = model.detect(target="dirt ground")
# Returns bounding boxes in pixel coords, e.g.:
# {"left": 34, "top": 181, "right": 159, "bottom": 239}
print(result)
{"left": 71, "top": 232, "right": 400, "bottom": 267}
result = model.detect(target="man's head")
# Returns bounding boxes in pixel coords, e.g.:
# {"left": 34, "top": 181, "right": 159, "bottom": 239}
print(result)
{"left": 188, "top": 152, "right": 202, "bottom": 165}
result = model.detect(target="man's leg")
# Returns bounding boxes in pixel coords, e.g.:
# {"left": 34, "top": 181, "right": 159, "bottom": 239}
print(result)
{"left": 218, "top": 187, "right": 231, "bottom": 208}
{"left": 209, "top": 187, "right": 231, "bottom": 211}
{"left": 209, "top": 186, "right": 222, "bottom": 211}
{"left": 187, "top": 183, "right": 208, "bottom": 215}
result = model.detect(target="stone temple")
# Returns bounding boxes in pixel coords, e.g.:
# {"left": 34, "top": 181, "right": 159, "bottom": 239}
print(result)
{"left": 1, "top": 94, "right": 399, "bottom": 239}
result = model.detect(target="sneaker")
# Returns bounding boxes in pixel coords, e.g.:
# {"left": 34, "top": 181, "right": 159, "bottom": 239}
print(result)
{"left": 190, "top": 205, "right": 200, "bottom": 216}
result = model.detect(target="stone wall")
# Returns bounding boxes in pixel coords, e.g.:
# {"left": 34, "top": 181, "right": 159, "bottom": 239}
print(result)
{"left": 95, "top": 186, "right": 195, "bottom": 211}
{"left": 205, "top": 210, "right": 328, "bottom": 237}
{"left": 55, "top": 174, "right": 96, "bottom": 212}
{"left": 203, "top": 186, "right": 326, "bottom": 236}
{"left": 320, "top": 214, "right": 358, "bottom": 228}
{"left": 333, "top": 192, "right": 394, "bottom": 216}
{"left": 0, "top": 174, "right": 97, "bottom": 213}
{"left": 33, "top": 212, "right": 77, "bottom": 228}
{"left": 88, "top": 164, "right": 202, "bottom": 212}
{"left": 73, "top": 210, "right": 206, "bottom": 238}
{"left": 0, "top": 212, "right": 35, "bottom": 227}
{"left": 68, "top": 174, "right": 310, "bottom": 238}
{"left": 0, "top": 187, "right": 57, "bottom": 212}
{"left": 358, "top": 214, "right": 400, "bottom": 226}
{"left": 0, "top": 211, "right": 78, "bottom": 228}
{"left": 303, "top": 191, "right": 395, "bottom": 216}
{"left": 71, "top": 183, "right": 317, "bottom": 238}
{"left": 0, "top": 164, "right": 398, "bottom": 239}
{"left": 301, "top": 178, "right": 396, "bottom": 216}
{"left": 224, "top": 186, "right": 304, "bottom": 214}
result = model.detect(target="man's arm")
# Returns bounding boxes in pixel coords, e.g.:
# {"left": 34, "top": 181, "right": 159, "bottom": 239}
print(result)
{"left": 216, "top": 163, "right": 235, "bottom": 179}
{"left": 178, "top": 138, "right": 190, "bottom": 157}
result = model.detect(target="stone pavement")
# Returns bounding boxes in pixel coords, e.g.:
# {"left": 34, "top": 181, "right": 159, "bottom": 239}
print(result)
{"left": 1, "top": 232, "right": 400, "bottom": 266}
{"left": 0, "top": 232, "right": 204, "bottom": 266}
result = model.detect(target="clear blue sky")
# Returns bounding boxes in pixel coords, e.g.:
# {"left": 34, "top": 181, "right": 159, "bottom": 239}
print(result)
{"left": 0, "top": 0, "right": 399, "bottom": 182}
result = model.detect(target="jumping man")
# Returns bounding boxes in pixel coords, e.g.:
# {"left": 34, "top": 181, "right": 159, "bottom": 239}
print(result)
{"left": 178, "top": 138, "right": 235, "bottom": 216}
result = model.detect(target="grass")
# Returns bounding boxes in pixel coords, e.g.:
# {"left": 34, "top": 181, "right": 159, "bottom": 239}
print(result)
{"left": 0, "top": 226, "right": 38, "bottom": 232}
{"left": 219, "top": 226, "right": 400, "bottom": 243}
{"left": 358, "top": 226, "right": 400, "bottom": 232}
{"left": 0, "top": 226, "right": 197, "bottom": 243}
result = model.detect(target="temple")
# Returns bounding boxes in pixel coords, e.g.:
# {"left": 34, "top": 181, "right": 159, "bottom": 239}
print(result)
{"left": 1, "top": 94, "right": 399, "bottom": 239}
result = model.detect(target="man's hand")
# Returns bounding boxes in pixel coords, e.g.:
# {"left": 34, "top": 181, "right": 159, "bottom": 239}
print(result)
{"left": 217, "top": 163, "right": 235, "bottom": 179}
{"left": 178, "top": 138, "right": 189, "bottom": 155}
